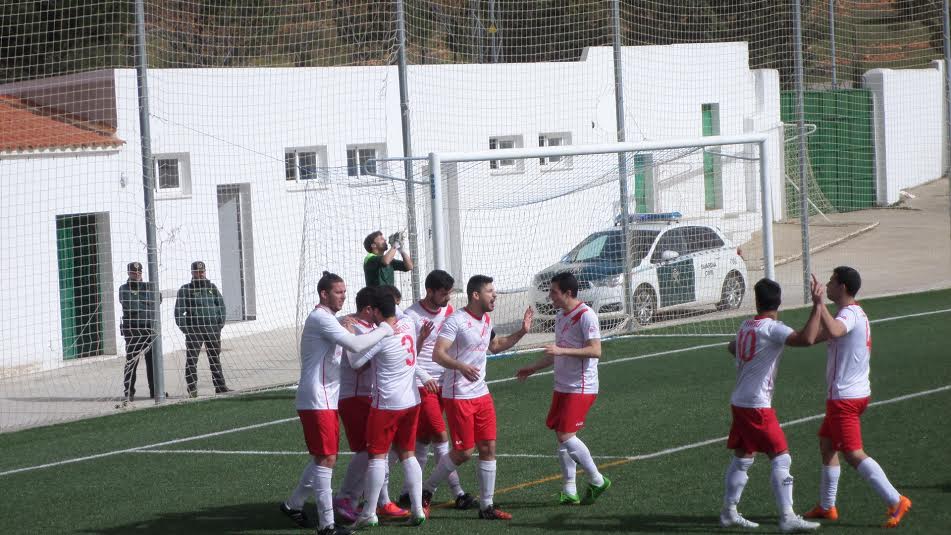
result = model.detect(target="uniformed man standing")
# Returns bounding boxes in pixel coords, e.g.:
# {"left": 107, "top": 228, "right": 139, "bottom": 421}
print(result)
{"left": 119, "top": 261, "right": 157, "bottom": 401}
{"left": 174, "top": 261, "right": 230, "bottom": 397}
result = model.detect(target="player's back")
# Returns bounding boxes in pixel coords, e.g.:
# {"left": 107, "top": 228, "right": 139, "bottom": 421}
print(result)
{"left": 405, "top": 301, "right": 453, "bottom": 384}
{"left": 370, "top": 316, "right": 421, "bottom": 410}
{"left": 730, "top": 316, "right": 794, "bottom": 408}
{"left": 826, "top": 303, "right": 872, "bottom": 399}
{"left": 439, "top": 308, "right": 492, "bottom": 400}
{"left": 297, "top": 305, "right": 343, "bottom": 410}
{"left": 553, "top": 302, "right": 601, "bottom": 394}
{"left": 339, "top": 317, "right": 374, "bottom": 400}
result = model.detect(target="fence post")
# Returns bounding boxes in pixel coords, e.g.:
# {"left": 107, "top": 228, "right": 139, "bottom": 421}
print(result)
{"left": 793, "top": 0, "right": 812, "bottom": 303}
{"left": 395, "top": 0, "right": 421, "bottom": 301}
{"left": 611, "top": 0, "right": 634, "bottom": 326}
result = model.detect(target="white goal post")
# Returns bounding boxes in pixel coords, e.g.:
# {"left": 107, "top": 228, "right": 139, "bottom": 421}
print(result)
{"left": 427, "top": 134, "right": 777, "bottom": 315}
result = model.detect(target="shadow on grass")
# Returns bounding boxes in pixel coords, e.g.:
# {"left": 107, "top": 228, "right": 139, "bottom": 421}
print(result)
{"left": 81, "top": 501, "right": 314, "bottom": 534}
{"left": 511, "top": 512, "right": 733, "bottom": 533}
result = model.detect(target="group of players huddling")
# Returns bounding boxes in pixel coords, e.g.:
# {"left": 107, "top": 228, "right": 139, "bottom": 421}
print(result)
{"left": 279, "top": 264, "right": 911, "bottom": 534}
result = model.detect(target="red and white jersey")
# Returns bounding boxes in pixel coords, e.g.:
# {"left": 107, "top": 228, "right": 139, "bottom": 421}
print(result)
{"left": 826, "top": 304, "right": 872, "bottom": 400}
{"left": 552, "top": 302, "right": 601, "bottom": 394}
{"left": 438, "top": 308, "right": 493, "bottom": 400}
{"left": 730, "top": 316, "right": 795, "bottom": 408}
{"left": 339, "top": 317, "right": 374, "bottom": 400}
{"left": 405, "top": 301, "right": 454, "bottom": 387}
{"left": 296, "top": 305, "right": 349, "bottom": 410}
{"left": 363, "top": 316, "right": 422, "bottom": 410}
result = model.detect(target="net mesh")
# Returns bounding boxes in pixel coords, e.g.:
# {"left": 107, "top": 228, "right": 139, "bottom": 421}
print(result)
{"left": 0, "top": 0, "right": 948, "bottom": 430}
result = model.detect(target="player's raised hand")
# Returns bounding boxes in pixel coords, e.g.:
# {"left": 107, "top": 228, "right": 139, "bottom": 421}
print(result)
{"left": 418, "top": 320, "right": 434, "bottom": 345}
{"left": 521, "top": 306, "right": 534, "bottom": 333}
{"left": 543, "top": 343, "right": 561, "bottom": 357}
{"left": 810, "top": 274, "right": 825, "bottom": 304}
{"left": 341, "top": 315, "right": 357, "bottom": 334}
{"left": 515, "top": 366, "right": 535, "bottom": 382}
{"left": 459, "top": 363, "right": 481, "bottom": 382}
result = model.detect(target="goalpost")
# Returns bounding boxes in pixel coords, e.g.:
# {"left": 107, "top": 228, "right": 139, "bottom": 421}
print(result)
{"left": 425, "top": 133, "right": 777, "bottom": 335}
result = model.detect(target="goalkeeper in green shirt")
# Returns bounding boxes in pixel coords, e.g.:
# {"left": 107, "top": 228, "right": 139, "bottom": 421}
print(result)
{"left": 363, "top": 230, "right": 414, "bottom": 287}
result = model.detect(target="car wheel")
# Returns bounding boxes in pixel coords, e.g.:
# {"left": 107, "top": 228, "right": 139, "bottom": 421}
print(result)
{"left": 718, "top": 272, "right": 745, "bottom": 310}
{"left": 633, "top": 286, "right": 657, "bottom": 326}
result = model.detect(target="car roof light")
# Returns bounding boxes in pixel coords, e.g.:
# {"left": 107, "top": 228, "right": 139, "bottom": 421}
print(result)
{"left": 614, "top": 211, "right": 682, "bottom": 226}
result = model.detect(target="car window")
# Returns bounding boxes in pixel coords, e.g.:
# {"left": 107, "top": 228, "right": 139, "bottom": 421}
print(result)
{"left": 651, "top": 228, "right": 688, "bottom": 262}
{"left": 573, "top": 234, "right": 610, "bottom": 262}
{"left": 679, "top": 226, "right": 724, "bottom": 255}
{"left": 698, "top": 227, "right": 725, "bottom": 251}
{"left": 629, "top": 230, "right": 659, "bottom": 264}
{"left": 565, "top": 230, "right": 659, "bottom": 264}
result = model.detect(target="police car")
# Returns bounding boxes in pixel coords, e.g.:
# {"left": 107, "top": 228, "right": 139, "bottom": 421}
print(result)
{"left": 531, "top": 212, "right": 748, "bottom": 326}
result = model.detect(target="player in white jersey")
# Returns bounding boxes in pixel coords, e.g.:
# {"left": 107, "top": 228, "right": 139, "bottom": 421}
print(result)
{"left": 399, "top": 270, "right": 476, "bottom": 510}
{"left": 422, "top": 274, "right": 533, "bottom": 521}
{"left": 281, "top": 272, "right": 394, "bottom": 535}
{"left": 516, "top": 272, "right": 610, "bottom": 506}
{"left": 721, "top": 278, "right": 824, "bottom": 533}
{"left": 348, "top": 292, "right": 439, "bottom": 528}
{"left": 333, "top": 287, "right": 410, "bottom": 523}
{"left": 802, "top": 267, "right": 911, "bottom": 528}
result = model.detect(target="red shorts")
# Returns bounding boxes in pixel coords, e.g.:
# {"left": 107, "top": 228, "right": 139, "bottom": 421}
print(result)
{"left": 818, "top": 397, "right": 869, "bottom": 452}
{"left": 546, "top": 391, "right": 598, "bottom": 433}
{"left": 727, "top": 405, "right": 788, "bottom": 454}
{"left": 444, "top": 394, "right": 496, "bottom": 451}
{"left": 416, "top": 387, "right": 447, "bottom": 438}
{"left": 338, "top": 396, "right": 372, "bottom": 452}
{"left": 298, "top": 409, "right": 339, "bottom": 457}
{"left": 365, "top": 405, "right": 420, "bottom": 455}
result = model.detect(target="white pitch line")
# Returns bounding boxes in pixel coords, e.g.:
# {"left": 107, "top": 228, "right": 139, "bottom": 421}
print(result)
{"left": 2, "top": 307, "right": 948, "bottom": 478}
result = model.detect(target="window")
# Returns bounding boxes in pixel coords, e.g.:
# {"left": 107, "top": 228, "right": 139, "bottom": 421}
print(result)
{"left": 651, "top": 228, "right": 688, "bottom": 263}
{"left": 489, "top": 135, "right": 523, "bottom": 171}
{"left": 538, "top": 132, "right": 571, "bottom": 167}
{"left": 347, "top": 145, "right": 383, "bottom": 177}
{"left": 702, "top": 103, "right": 723, "bottom": 210}
{"left": 153, "top": 153, "right": 191, "bottom": 198}
{"left": 285, "top": 147, "right": 328, "bottom": 183}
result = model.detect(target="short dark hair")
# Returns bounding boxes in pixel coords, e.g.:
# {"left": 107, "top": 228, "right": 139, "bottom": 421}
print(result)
{"left": 550, "top": 272, "right": 579, "bottom": 298}
{"left": 317, "top": 271, "right": 344, "bottom": 295}
{"left": 754, "top": 278, "right": 782, "bottom": 313}
{"left": 466, "top": 274, "right": 493, "bottom": 299}
{"left": 363, "top": 231, "right": 383, "bottom": 253}
{"left": 833, "top": 266, "right": 861, "bottom": 296}
{"left": 425, "top": 269, "right": 455, "bottom": 291}
{"left": 355, "top": 286, "right": 378, "bottom": 311}
{"left": 374, "top": 291, "right": 397, "bottom": 318}
{"left": 381, "top": 284, "right": 401, "bottom": 302}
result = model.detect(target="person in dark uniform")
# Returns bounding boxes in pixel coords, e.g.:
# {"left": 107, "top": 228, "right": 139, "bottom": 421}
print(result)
{"left": 119, "top": 261, "right": 157, "bottom": 401}
{"left": 174, "top": 261, "right": 230, "bottom": 397}
{"left": 363, "top": 230, "right": 414, "bottom": 287}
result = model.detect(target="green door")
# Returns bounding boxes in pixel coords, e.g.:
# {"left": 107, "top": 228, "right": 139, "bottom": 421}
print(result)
{"left": 702, "top": 104, "right": 721, "bottom": 210}
{"left": 633, "top": 153, "right": 652, "bottom": 213}
{"left": 56, "top": 214, "right": 104, "bottom": 360}
{"left": 658, "top": 259, "right": 696, "bottom": 308}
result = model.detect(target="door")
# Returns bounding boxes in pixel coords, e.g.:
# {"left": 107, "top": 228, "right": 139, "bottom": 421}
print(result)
{"left": 632, "top": 153, "right": 653, "bottom": 213}
{"left": 683, "top": 226, "right": 725, "bottom": 304}
{"left": 56, "top": 213, "right": 112, "bottom": 359}
{"left": 217, "top": 184, "right": 256, "bottom": 321}
{"left": 651, "top": 228, "right": 695, "bottom": 308}
{"left": 702, "top": 103, "right": 722, "bottom": 210}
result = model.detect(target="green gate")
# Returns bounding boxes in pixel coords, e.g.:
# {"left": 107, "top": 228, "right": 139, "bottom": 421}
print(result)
{"left": 56, "top": 214, "right": 104, "bottom": 360}
{"left": 780, "top": 89, "right": 876, "bottom": 212}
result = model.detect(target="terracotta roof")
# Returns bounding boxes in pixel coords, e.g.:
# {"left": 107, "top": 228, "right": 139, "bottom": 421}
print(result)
{"left": 0, "top": 95, "right": 124, "bottom": 154}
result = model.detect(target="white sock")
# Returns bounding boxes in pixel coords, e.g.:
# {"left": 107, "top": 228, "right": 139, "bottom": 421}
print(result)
{"left": 557, "top": 442, "right": 577, "bottom": 495}
{"left": 820, "top": 464, "right": 841, "bottom": 509}
{"left": 424, "top": 451, "right": 458, "bottom": 493}
{"left": 723, "top": 456, "right": 754, "bottom": 510}
{"left": 314, "top": 465, "right": 335, "bottom": 529}
{"left": 435, "top": 441, "right": 464, "bottom": 496}
{"left": 402, "top": 456, "right": 425, "bottom": 517}
{"left": 416, "top": 441, "right": 430, "bottom": 472}
{"left": 360, "top": 459, "right": 387, "bottom": 520}
{"left": 287, "top": 459, "right": 316, "bottom": 510}
{"left": 769, "top": 453, "right": 795, "bottom": 517}
{"left": 857, "top": 457, "right": 901, "bottom": 506}
{"left": 339, "top": 451, "right": 368, "bottom": 501}
{"left": 379, "top": 459, "right": 392, "bottom": 505}
{"left": 478, "top": 459, "right": 497, "bottom": 509}
{"left": 563, "top": 436, "right": 603, "bottom": 487}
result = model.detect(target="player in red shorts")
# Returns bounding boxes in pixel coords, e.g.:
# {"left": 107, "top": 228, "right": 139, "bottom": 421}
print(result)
{"left": 281, "top": 272, "right": 394, "bottom": 535}
{"left": 401, "top": 270, "right": 476, "bottom": 510}
{"left": 802, "top": 267, "right": 912, "bottom": 528}
{"left": 334, "top": 287, "right": 410, "bottom": 522}
{"left": 721, "top": 278, "right": 823, "bottom": 533}
{"left": 347, "top": 292, "right": 438, "bottom": 528}
{"left": 422, "top": 274, "right": 533, "bottom": 520}
{"left": 516, "top": 272, "right": 610, "bottom": 506}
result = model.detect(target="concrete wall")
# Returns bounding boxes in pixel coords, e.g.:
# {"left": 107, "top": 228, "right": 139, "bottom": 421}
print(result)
{"left": 863, "top": 63, "right": 946, "bottom": 205}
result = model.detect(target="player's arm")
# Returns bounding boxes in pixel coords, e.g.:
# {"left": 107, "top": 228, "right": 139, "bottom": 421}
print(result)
{"left": 489, "top": 306, "right": 533, "bottom": 354}
{"left": 433, "top": 336, "right": 480, "bottom": 382}
{"left": 727, "top": 339, "right": 737, "bottom": 356}
{"left": 332, "top": 320, "right": 394, "bottom": 354}
{"left": 818, "top": 305, "right": 848, "bottom": 339}
{"left": 515, "top": 354, "right": 554, "bottom": 382}
{"left": 786, "top": 301, "right": 824, "bottom": 347}
{"left": 348, "top": 339, "right": 382, "bottom": 369}
{"left": 543, "top": 339, "right": 601, "bottom": 359}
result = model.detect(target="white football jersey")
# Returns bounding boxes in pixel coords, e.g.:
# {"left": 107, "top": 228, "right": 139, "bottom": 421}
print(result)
{"left": 826, "top": 304, "right": 872, "bottom": 400}
{"left": 363, "top": 316, "right": 422, "bottom": 410}
{"left": 405, "top": 301, "right": 454, "bottom": 387}
{"left": 339, "top": 317, "right": 374, "bottom": 400}
{"left": 296, "top": 305, "right": 348, "bottom": 410}
{"left": 438, "top": 308, "right": 493, "bottom": 400}
{"left": 730, "top": 316, "right": 795, "bottom": 408}
{"left": 552, "top": 302, "right": 601, "bottom": 394}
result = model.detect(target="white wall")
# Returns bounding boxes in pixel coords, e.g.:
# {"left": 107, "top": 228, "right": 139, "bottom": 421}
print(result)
{"left": 863, "top": 63, "right": 946, "bottom": 205}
